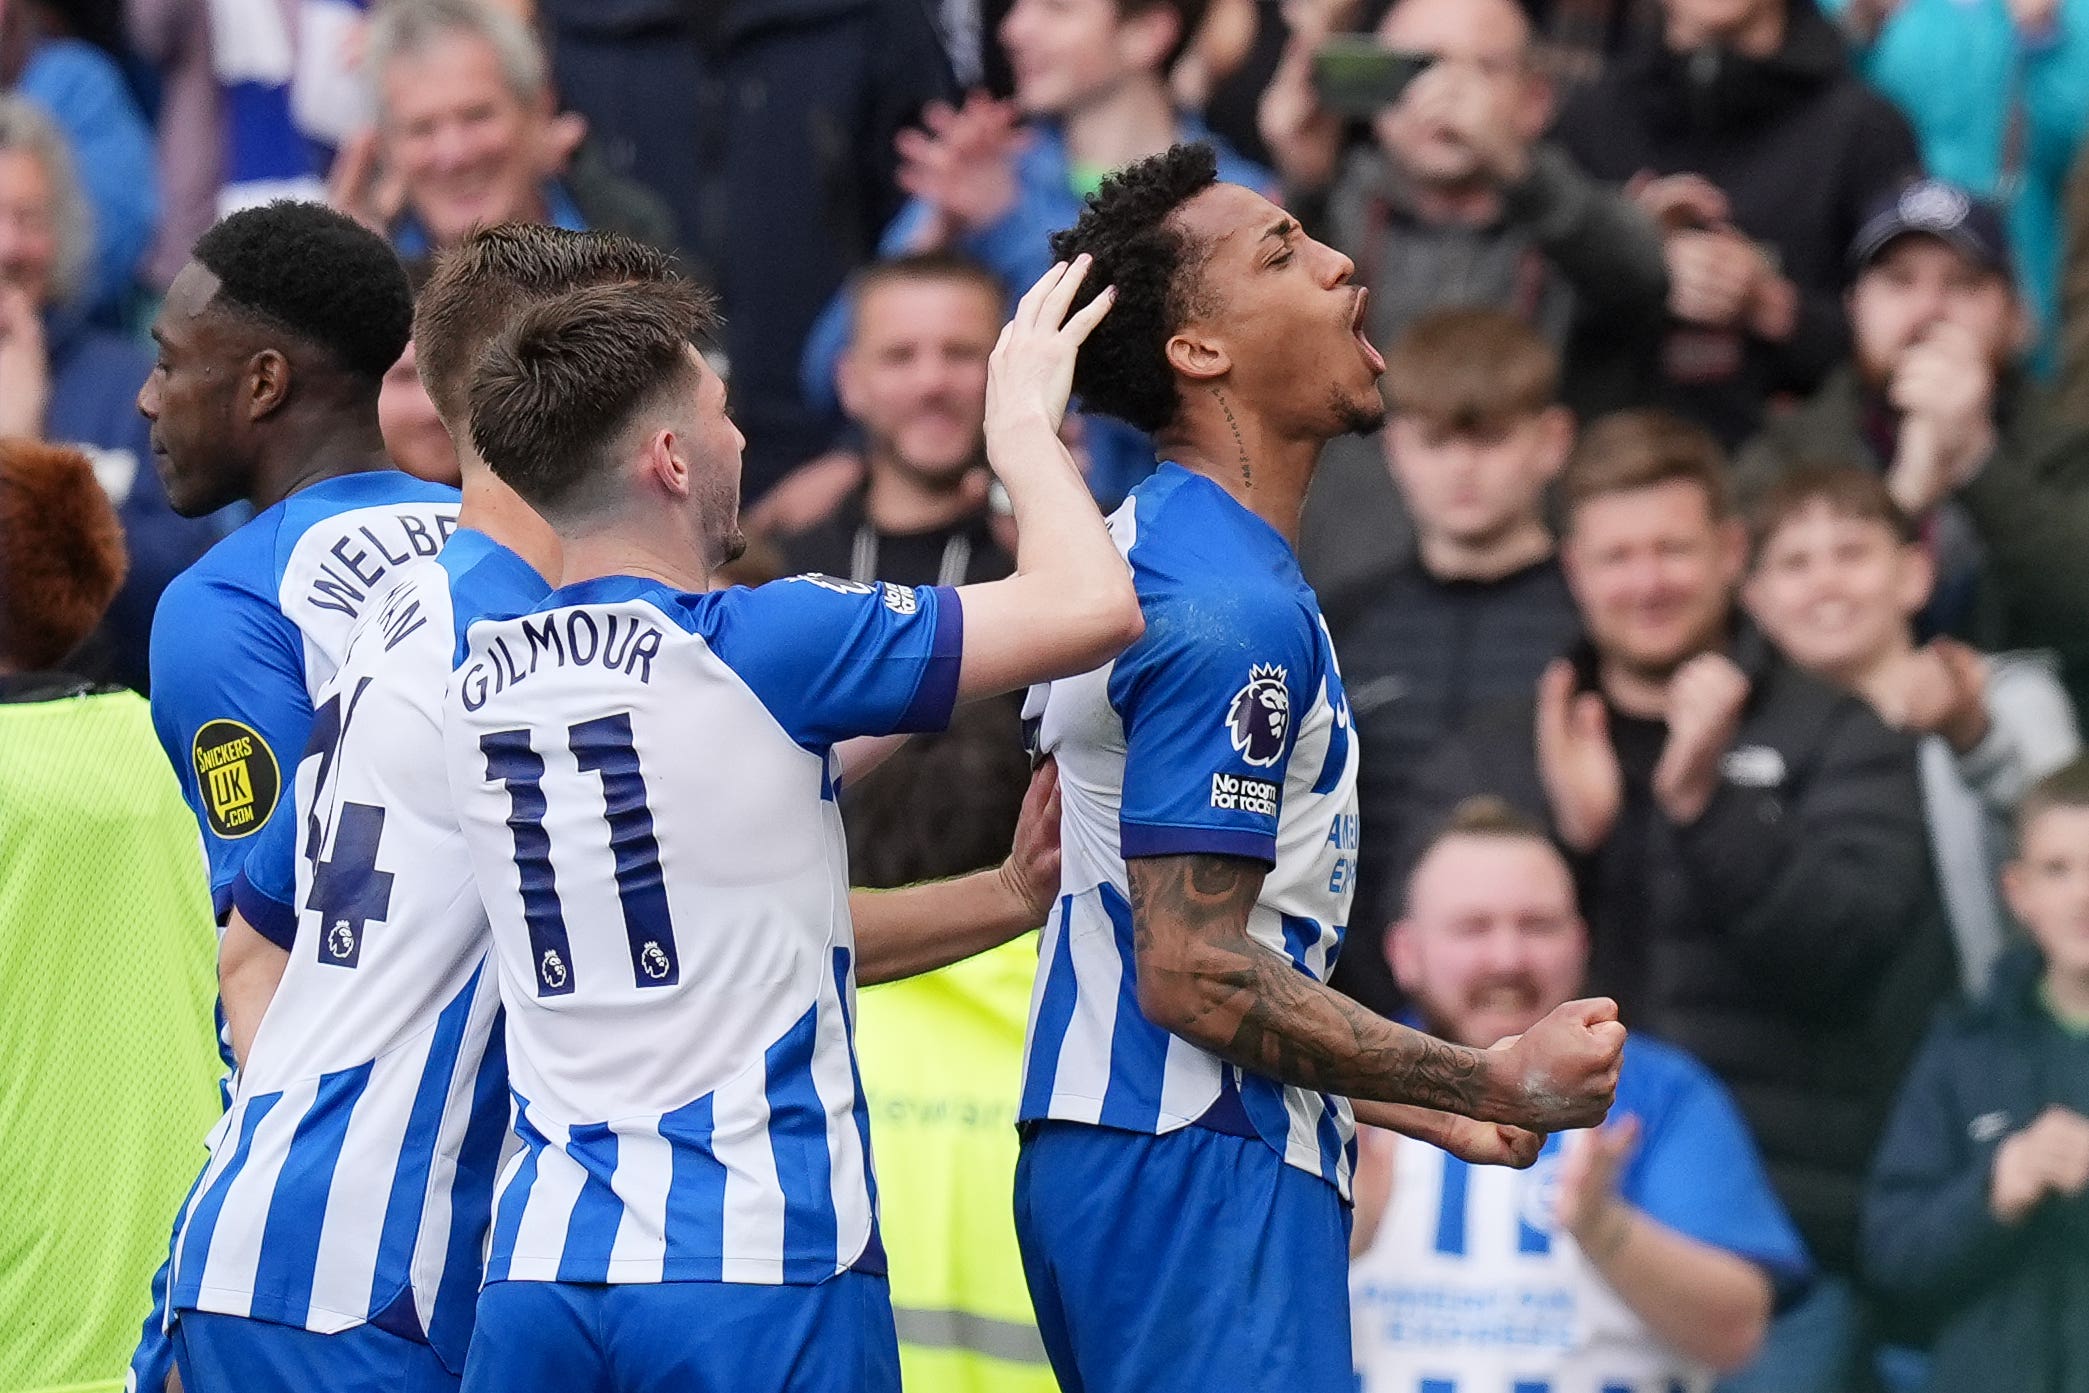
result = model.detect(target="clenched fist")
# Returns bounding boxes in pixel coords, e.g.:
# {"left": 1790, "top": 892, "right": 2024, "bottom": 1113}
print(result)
{"left": 1490, "top": 997, "right": 1625, "bottom": 1132}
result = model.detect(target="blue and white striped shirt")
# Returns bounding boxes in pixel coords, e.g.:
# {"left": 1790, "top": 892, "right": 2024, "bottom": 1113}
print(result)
{"left": 1019, "top": 464, "right": 1361, "bottom": 1195}
{"left": 170, "top": 530, "right": 545, "bottom": 1369}
{"left": 443, "top": 574, "right": 962, "bottom": 1285}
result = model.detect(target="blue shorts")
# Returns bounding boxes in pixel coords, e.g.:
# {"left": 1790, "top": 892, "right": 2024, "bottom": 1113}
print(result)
{"left": 460, "top": 1274, "right": 900, "bottom": 1393}
{"left": 1014, "top": 1120, "right": 1354, "bottom": 1393}
{"left": 171, "top": 1311, "right": 458, "bottom": 1393}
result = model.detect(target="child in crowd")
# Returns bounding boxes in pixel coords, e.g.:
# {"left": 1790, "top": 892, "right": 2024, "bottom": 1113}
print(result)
{"left": 1863, "top": 759, "right": 2089, "bottom": 1393}
{"left": 1744, "top": 461, "right": 2080, "bottom": 995}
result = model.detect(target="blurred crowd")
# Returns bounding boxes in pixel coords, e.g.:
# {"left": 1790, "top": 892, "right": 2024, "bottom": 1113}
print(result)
{"left": 9, "top": 0, "right": 2089, "bottom": 1389}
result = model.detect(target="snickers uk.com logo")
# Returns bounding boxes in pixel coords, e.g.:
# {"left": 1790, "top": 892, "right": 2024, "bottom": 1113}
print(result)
{"left": 1226, "top": 664, "right": 1290, "bottom": 768}
{"left": 192, "top": 718, "right": 280, "bottom": 839}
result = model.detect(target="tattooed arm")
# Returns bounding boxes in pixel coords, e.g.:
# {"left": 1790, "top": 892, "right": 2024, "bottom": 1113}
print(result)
{"left": 1127, "top": 853, "right": 1623, "bottom": 1130}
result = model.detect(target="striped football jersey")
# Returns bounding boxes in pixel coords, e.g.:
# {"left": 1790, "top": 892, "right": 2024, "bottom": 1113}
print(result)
{"left": 1019, "top": 463, "right": 1361, "bottom": 1197}
{"left": 444, "top": 573, "right": 961, "bottom": 1286}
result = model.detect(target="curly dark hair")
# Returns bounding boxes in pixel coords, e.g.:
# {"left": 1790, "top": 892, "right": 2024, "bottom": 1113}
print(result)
{"left": 192, "top": 201, "right": 413, "bottom": 384}
{"left": 1048, "top": 142, "right": 1219, "bottom": 436}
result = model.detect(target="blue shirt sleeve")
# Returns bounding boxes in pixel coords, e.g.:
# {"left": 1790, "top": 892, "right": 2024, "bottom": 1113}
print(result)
{"left": 1616, "top": 1039, "right": 1815, "bottom": 1293}
{"left": 231, "top": 802, "right": 300, "bottom": 950}
{"left": 150, "top": 570, "right": 313, "bottom": 919}
{"left": 1108, "top": 581, "right": 1319, "bottom": 866}
{"left": 699, "top": 576, "right": 964, "bottom": 748}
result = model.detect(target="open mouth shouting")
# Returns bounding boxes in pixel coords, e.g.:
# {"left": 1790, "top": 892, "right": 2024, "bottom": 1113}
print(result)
{"left": 1351, "top": 287, "right": 1386, "bottom": 376}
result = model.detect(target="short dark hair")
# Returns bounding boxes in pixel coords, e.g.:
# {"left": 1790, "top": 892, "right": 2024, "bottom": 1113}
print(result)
{"left": 846, "top": 250, "right": 1006, "bottom": 340}
{"left": 1748, "top": 459, "right": 1917, "bottom": 560}
{"left": 0, "top": 439, "right": 127, "bottom": 668}
{"left": 2017, "top": 758, "right": 2089, "bottom": 847}
{"left": 1120, "top": 0, "right": 1211, "bottom": 73}
{"left": 1385, "top": 307, "right": 1559, "bottom": 431}
{"left": 414, "top": 224, "right": 684, "bottom": 423}
{"left": 1049, "top": 142, "right": 1220, "bottom": 435}
{"left": 1561, "top": 409, "right": 1733, "bottom": 529}
{"left": 468, "top": 279, "right": 718, "bottom": 519}
{"left": 191, "top": 201, "right": 413, "bottom": 383}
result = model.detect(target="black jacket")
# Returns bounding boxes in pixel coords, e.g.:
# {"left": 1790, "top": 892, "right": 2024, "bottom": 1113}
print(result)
{"left": 1321, "top": 554, "right": 1581, "bottom": 1013}
{"left": 1407, "top": 623, "right": 1955, "bottom": 1274}
{"left": 1864, "top": 947, "right": 2089, "bottom": 1392}
{"left": 1553, "top": 0, "right": 1920, "bottom": 446}
{"left": 541, "top": 0, "right": 956, "bottom": 498}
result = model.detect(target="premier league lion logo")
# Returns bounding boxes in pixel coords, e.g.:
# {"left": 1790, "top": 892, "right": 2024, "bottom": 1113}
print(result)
{"left": 327, "top": 920, "right": 356, "bottom": 960}
{"left": 1226, "top": 664, "right": 1291, "bottom": 768}
{"left": 641, "top": 941, "right": 673, "bottom": 980}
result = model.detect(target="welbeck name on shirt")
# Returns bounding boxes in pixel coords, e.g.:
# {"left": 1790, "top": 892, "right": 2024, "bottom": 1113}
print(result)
{"left": 308, "top": 510, "right": 461, "bottom": 618}
{"left": 1210, "top": 772, "right": 1279, "bottom": 817}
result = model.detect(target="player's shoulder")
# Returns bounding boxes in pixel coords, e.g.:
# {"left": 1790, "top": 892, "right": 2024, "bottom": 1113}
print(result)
{"left": 274, "top": 469, "right": 458, "bottom": 561}
{"left": 1122, "top": 464, "right": 1306, "bottom": 602}
{"left": 155, "top": 506, "right": 290, "bottom": 643}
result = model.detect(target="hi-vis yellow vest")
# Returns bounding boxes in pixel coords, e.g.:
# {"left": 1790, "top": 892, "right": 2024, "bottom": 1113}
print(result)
{"left": 0, "top": 688, "right": 223, "bottom": 1393}
{"left": 857, "top": 934, "right": 1057, "bottom": 1392}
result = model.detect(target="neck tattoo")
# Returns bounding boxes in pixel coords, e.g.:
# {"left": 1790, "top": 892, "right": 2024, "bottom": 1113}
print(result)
{"left": 1212, "top": 387, "right": 1251, "bottom": 490}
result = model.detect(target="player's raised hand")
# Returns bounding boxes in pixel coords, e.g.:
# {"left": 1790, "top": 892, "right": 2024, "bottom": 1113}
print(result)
{"left": 1492, "top": 997, "right": 1624, "bottom": 1132}
{"left": 987, "top": 255, "right": 1116, "bottom": 439}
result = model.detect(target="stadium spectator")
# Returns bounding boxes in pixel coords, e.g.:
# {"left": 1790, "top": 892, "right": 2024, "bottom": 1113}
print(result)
{"left": 538, "top": 0, "right": 955, "bottom": 500}
{"left": 1317, "top": 309, "right": 1581, "bottom": 1014}
{"left": 1256, "top": 0, "right": 1667, "bottom": 378}
{"left": 2063, "top": 138, "right": 2089, "bottom": 425}
{"left": 378, "top": 261, "right": 462, "bottom": 488}
{"left": 0, "top": 438, "right": 224, "bottom": 1393}
{"left": 800, "top": 0, "right": 1275, "bottom": 508}
{"left": 1351, "top": 796, "right": 1806, "bottom": 1391}
{"left": 0, "top": 0, "right": 156, "bottom": 316}
{"left": 379, "top": 336, "right": 461, "bottom": 486}
{"left": 1827, "top": 0, "right": 2089, "bottom": 371}
{"left": 125, "top": 0, "right": 217, "bottom": 293}
{"left": 1737, "top": 180, "right": 2089, "bottom": 720}
{"left": 0, "top": 95, "right": 222, "bottom": 692}
{"left": 1408, "top": 409, "right": 1955, "bottom": 1391}
{"left": 347, "top": 0, "right": 676, "bottom": 260}
{"left": 853, "top": 740, "right": 1061, "bottom": 1392}
{"left": 1744, "top": 462, "right": 2080, "bottom": 997}
{"left": 1553, "top": 0, "right": 1920, "bottom": 447}
{"left": 1864, "top": 758, "right": 2089, "bottom": 1393}
{"left": 778, "top": 253, "right": 1016, "bottom": 587}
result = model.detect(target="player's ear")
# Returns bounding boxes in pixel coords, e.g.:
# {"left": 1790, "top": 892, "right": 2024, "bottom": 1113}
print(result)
{"left": 644, "top": 428, "right": 691, "bottom": 499}
{"left": 245, "top": 348, "right": 292, "bottom": 421}
{"left": 1164, "top": 328, "right": 1229, "bottom": 383}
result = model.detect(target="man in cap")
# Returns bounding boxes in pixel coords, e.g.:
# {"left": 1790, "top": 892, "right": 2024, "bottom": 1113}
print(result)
{"left": 1738, "top": 178, "right": 2089, "bottom": 719}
